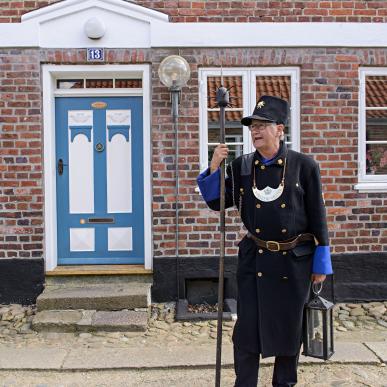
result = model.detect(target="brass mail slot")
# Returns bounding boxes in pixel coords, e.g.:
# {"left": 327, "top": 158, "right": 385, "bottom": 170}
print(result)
{"left": 87, "top": 218, "right": 115, "bottom": 224}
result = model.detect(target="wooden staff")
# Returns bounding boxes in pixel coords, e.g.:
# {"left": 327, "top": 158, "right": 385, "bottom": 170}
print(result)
{"left": 215, "top": 81, "right": 230, "bottom": 387}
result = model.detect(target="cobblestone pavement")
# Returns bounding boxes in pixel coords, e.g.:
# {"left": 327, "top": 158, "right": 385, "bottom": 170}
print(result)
{"left": 0, "top": 302, "right": 386, "bottom": 350}
{"left": 334, "top": 302, "right": 387, "bottom": 332}
{"left": 0, "top": 302, "right": 386, "bottom": 386}
{"left": 0, "top": 364, "right": 387, "bottom": 387}
{"left": 0, "top": 303, "right": 237, "bottom": 350}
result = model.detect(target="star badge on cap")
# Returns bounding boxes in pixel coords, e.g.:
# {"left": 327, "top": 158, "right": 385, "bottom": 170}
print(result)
{"left": 257, "top": 101, "right": 265, "bottom": 109}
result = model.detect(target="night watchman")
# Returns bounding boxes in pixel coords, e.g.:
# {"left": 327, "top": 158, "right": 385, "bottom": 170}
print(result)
{"left": 197, "top": 95, "right": 333, "bottom": 386}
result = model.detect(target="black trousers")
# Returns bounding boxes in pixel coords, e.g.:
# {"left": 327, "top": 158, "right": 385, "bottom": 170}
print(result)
{"left": 234, "top": 346, "right": 300, "bottom": 387}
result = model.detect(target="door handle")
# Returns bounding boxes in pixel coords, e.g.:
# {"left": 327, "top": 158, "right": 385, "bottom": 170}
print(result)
{"left": 57, "top": 158, "right": 68, "bottom": 175}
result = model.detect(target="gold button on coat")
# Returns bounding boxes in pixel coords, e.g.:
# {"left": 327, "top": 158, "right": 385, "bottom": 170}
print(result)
{"left": 282, "top": 228, "right": 287, "bottom": 233}
{"left": 260, "top": 165, "right": 265, "bottom": 170}
{"left": 277, "top": 159, "right": 283, "bottom": 165}
{"left": 258, "top": 249, "right": 263, "bottom": 254}
{"left": 255, "top": 228, "right": 260, "bottom": 233}
{"left": 282, "top": 251, "right": 287, "bottom": 255}
{"left": 255, "top": 160, "right": 259, "bottom": 165}
{"left": 281, "top": 203, "right": 286, "bottom": 208}
{"left": 256, "top": 203, "right": 261, "bottom": 208}
{"left": 257, "top": 272, "right": 263, "bottom": 277}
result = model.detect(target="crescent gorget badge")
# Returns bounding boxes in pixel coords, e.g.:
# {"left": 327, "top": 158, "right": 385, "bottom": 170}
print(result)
{"left": 252, "top": 155, "right": 287, "bottom": 202}
{"left": 252, "top": 184, "right": 284, "bottom": 202}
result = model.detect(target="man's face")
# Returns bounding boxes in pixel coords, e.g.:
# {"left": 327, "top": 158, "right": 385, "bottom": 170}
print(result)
{"left": 249, "top": 119, "right": 283, "bottom": 151}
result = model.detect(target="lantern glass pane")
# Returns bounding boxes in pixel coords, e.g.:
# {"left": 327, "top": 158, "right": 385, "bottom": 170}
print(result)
{"left": 327, "top": 309, "right": 333, "bottom": 354}
{"left": 307, "top": 309, "right": 324, "bottom": 357}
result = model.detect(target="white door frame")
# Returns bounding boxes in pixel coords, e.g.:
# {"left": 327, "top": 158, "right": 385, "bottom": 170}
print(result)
{"left": 42, "top": 64, "right": 153, "bottom": 271}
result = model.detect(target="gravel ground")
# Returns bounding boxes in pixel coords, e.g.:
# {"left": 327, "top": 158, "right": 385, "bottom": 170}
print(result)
{"left": 0, "top": 364, "right": 386, "bottom": 387}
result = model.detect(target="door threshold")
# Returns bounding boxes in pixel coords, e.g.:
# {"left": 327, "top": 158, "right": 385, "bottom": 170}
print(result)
{"left": 46, "top": 265, "right": 152, "bottom": 276}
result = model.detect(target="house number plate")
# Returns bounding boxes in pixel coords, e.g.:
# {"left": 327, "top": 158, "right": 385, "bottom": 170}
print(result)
{"left": 87, "top": 48, "right": 105, "bottom": 62}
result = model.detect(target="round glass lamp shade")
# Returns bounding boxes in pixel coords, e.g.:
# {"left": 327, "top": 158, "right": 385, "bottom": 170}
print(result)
{"left": 158, "top": 55, "right": 190, "bottom": 88}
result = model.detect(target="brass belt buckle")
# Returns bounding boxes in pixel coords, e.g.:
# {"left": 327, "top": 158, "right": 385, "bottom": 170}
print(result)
{"left": 266, "top": 241, "right": 280, "bottom": 252}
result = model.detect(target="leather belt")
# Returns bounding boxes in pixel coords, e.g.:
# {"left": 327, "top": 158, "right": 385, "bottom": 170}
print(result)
{"left": 246, "top": 232, "right": 316, "bottom": 252}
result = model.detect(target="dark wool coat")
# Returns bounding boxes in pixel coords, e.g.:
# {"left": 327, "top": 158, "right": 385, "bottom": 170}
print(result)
{"left": 198, "top": 142, "right": 330, "bottom": 357}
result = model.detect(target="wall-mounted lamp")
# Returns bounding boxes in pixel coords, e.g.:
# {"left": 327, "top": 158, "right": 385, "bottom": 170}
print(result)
{"left": 84, "top": 17, "right": 106, "bottom": 40}
{"left": 158, "top": 55, "right": 191, "bottom": 293}
{"left": 158, "top": 55, "right": 190, "bottom": 121}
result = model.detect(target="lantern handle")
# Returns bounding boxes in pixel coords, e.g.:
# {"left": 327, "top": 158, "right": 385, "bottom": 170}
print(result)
{"left": 312, "top": 282, "right": 323, "bottom": 295}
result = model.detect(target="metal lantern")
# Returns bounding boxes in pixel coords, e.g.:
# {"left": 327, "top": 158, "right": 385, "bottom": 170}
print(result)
{"left": 302, "top": 283, "right": 335, "bottom": 360}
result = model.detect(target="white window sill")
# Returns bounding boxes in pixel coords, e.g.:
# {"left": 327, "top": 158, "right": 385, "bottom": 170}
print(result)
{"left": 354, "top": 182, "right": 387, "bottom": 193}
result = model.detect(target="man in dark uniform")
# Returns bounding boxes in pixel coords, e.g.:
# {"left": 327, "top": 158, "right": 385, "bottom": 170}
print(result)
{"left": 197, "top": 95, "right": 333, "bottom": 387}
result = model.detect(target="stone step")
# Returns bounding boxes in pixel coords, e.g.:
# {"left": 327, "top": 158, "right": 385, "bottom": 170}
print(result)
{"left": 36, "top": 283, "right": 151, "bottom": 311}
{"left": 32, "top": 309, "right": 148, "bottom": 333}
{"left": 45, "top": 273, "right": 153, "bottom": 287}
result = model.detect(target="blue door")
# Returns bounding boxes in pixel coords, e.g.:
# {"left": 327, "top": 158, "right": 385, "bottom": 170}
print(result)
{"left": 55, "top": 97, "right": 144, "bottom": 265}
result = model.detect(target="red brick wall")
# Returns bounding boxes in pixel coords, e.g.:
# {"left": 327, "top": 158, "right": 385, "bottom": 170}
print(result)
{"left": 154, "top": 48, "right": 387, "bottom": 256}
{"left": 0, "top": 49, "right": 43, "bottom": 258}
{"left": 1, "top": 0, "right": 387, "bottom": 23}
{"left": 0, "top": 1, "right": 60, "bottom": 23}
{"left": 0, "top": 48, "right": 151, "bottom": 259}
{"left": 1, "top": 0, "right": 387, "bottom": 259}
{"left": 1, "top": 47, "right": 387, "bottom": 259}
{"left": 136, "top": 0, "right": 387, "bottom": 22}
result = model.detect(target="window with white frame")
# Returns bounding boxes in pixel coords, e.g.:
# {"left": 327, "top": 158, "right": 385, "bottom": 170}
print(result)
{"left": 356, "top": 69, "right": 387, "bottom": 192}
{"left": 199, "top": 68, "right": 300, "bottom": 172}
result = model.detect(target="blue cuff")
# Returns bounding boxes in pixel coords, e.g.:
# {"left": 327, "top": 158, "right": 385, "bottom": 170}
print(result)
{"left": 312, "top": 246, "right": 333, "bottom": 275}
{"left": 197, "top": 167, "right": 221, "bottom": 202}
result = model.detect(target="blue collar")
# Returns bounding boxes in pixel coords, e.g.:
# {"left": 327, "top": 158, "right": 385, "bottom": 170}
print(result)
{"left": 257, "top": 146, "right": 282, "bottom": 166}
{"left": 261, "top": 154, "right": 277, "bottom": 165}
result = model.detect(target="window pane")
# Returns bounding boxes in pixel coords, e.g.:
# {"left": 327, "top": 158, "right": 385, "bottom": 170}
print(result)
{"left": 208, "top": 145, "right": 216, "bottom": 167}
{"left": 207, "top": 76, "right": 243, "bottom": 109}
{"left": 208, "top": 111, "right": 243, "bottom": 143}
{"left": 366, "top": 144, "right": 387, "bottom": 175}
{"left": 115, "top": 79, "right": 142, "bottom": 88}
{"left": 366, "top": 76, "right": 387, "bottom": 107}
{"left": 57, "top": 79, "right": 84, "bottom": 89}
{"left": 284, "top": 116, "right": 291, "bottom": 144}
{"left": 256, "top": 75, "right": 291, "bottom": 143}
{"left": 86, "top": 79, "right": 114, "bottom": 88}
{"left": 208, "top": 143, "right": 243, "bottom": 166}
{"left": 366, "top": 110, "right": 387, "bottom": 141}
{"left": 256, "top": 76, "right": 291, "bottom": 102}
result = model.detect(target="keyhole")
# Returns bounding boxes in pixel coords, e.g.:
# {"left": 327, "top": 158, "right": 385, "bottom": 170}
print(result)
{"left": 95, "top": 143, "right": 104, "bottom": 152}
